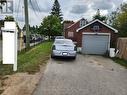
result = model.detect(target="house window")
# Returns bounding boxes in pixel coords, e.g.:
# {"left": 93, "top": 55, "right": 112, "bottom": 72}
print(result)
{"left": 93, "top": 25, "right": 100, "bottom": 31}
{"left": 80, "top": 19, "right": 86, "bottom": 27}
{"left": 68, "top": 32, "right": 74, "bottom": 37}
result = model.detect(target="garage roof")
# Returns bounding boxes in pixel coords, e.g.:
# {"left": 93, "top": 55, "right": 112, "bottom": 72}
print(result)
{"left": 76, "top": 19, "right": 118, "bottom": 33}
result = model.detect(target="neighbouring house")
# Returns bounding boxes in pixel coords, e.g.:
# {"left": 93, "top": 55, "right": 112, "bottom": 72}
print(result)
{"left": 63, "top": 20, "right": 74, "bottom": 31}
{"left": 64, "top": 18, "right": 88, "bottom": 41}
{"left": 64, "top": 18, "right": 118, "bottom": 55}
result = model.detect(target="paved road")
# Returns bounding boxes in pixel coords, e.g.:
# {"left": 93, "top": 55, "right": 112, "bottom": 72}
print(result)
{"left": 33, "top": 54, "right": 127, "bottom": 95}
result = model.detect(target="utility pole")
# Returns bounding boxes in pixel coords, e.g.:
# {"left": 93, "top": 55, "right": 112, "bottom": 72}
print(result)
{"left": 24, "top": 0, "right": 30, "bottom": 48}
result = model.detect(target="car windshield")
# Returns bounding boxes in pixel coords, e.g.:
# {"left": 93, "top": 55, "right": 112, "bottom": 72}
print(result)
{"left": 55, "top": 40, "right": 73, "bottom": 45}
{"left": 55, "top": 36, "right": 65, "bottom": 39}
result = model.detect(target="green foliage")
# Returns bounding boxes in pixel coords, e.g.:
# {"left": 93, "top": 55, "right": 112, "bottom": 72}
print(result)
{"left": 93, "top": 15, "right": 107, "bottom": 21}
{"left": 30, "top": 26, "right": 36, "bottom": 34}
{"left": 112, "top": 57, "right": 127, "bottom": 68}
{"left": 23, "top": 24, "right": 30, "bottom": 31}
{"left": 33, "top": 25, "right": 40, "bottom": 34}
{"left": 51, "top": 0, "right": 63, "bottom": 22}
{"left": 23, "top": 25, "right": 40, "bottom": 34}
{"left": 0, "top": 41, "right": 52, "bottom": 75}
{"left": 108, "top": 3, "right": 127, "bottom": 37}
{"left": 39, "top": 15, "right": 62, "bottom": 39}
{"left": 63, "top": 20, "right": 74, "bottom": 23}
{"left": 93, "top": 9, "right": 107, "bottom": 22}
{"left": 4, "top": 16, "right": 14, "bottom": 21}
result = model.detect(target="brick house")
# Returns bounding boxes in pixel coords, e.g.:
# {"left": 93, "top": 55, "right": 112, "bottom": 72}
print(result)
{"left": 64, "top": 19, "right": 118, "bottom": 54}
{"left": 64, "top": 18, "right": 88, "bottom": 42}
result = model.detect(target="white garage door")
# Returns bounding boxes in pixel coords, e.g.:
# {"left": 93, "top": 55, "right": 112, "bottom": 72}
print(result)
{"left": 82, "top": 33, "right": 110, "bottom": 55}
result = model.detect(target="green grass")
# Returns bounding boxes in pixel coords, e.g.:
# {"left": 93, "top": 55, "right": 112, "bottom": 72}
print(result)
{"left": 0, "top": 41, "right": 53, "bottom": 76}
{"left": 112, "top": 57, "right": 127, "bottom": 68}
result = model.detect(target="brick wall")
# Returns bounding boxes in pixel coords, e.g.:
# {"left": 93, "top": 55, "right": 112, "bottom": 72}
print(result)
{"left": 76, "top": 22, "right": 118, "bottom": 47}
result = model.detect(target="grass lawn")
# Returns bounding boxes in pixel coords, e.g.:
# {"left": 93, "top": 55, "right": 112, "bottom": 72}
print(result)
{"left": 112, "top": 57, "right": 127, "bottom": 68}
{"left": 0, "top": 41, "right": 53, "bottom": 76}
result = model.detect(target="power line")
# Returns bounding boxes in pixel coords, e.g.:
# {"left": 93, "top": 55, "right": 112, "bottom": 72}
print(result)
{"left": 16, "top": 0, "right": 21, "bottom": 21}
{"left": 29, "top": 0, "right": 40, "bottom": 19}
{"left": 34, "top": 0, "right": 41, "bottom": 12}
{"left": 22, "top": 6, "right": 24, "bottom": 22}
{"left": 30, "top": 0, "right": 41, "bottom": 16}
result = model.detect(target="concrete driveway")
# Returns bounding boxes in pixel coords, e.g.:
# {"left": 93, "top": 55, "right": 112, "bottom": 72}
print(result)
{"left": 33, "top": 54, "right": 127, "bottom": 95}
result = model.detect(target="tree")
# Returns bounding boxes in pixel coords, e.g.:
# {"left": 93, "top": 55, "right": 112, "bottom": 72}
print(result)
{"left": 30, "top": 26, "right": 36, "bottom": 34}
{"left": 93, "top": 9, "right": 107, "bottom": 22}
{"left": 4, "top": 16, "right": 14, "bottom": 21}
{"left": 108, "top": 3, "right": 127, "bottom": 37}
{"left": 31, "top": 25, "right": 40, "bottom": 34}
{"left": 23, "top": 24, "right": 30, "bottom": 31}
{"left": 39, "top": 15, "right": 62, "bottom": 40}
{"left": 108, "top": 11, "right": 117, "bottom": 26}
{"left": 51, "top": 0, "right": 63, "bottom": 22}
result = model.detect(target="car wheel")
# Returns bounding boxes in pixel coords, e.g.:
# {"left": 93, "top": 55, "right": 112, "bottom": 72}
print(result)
{"left": 72, "top": 56, "right": 76, "bottom": 60}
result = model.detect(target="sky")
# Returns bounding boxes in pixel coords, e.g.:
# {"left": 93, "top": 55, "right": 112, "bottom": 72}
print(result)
{"left": 1, "top": 0, "right": 127, "bottom": 28}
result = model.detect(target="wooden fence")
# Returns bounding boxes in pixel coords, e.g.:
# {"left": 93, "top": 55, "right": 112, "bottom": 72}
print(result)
{"left": 117, "top": 38, "right": 127, "bottom": 60}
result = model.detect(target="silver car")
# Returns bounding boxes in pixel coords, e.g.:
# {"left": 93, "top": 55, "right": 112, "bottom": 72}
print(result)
{"left": 55, "top": 36, "right": 65, "bottom": 40}
{"left": 51, "top": 39, "right": 77, "bottom": 59}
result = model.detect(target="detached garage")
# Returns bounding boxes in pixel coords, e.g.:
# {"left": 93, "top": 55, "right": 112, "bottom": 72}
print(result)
{"left": 76, "top": 19, "right": 118, "bottom": 55}
{"left": 82, "top": 33, "right": 110, "bottom": 54}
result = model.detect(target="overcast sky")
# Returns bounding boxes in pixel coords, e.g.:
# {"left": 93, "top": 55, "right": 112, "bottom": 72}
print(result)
{"left": 1, "top": 0, "right": 127, "bottom": 28}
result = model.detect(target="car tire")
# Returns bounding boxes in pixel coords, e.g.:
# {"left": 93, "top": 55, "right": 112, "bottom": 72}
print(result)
{"left": 72, "top": 56, "right": 76, "bottom": 60}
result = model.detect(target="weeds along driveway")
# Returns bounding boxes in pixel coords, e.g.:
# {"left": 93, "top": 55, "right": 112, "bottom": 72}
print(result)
{"left": 33, "top": 54, "right": 127, "bottom": 95}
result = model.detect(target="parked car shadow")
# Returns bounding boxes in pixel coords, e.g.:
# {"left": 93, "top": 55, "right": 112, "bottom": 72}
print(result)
{"left": 51, "top": 56, "right": 76, "bottom": 62}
